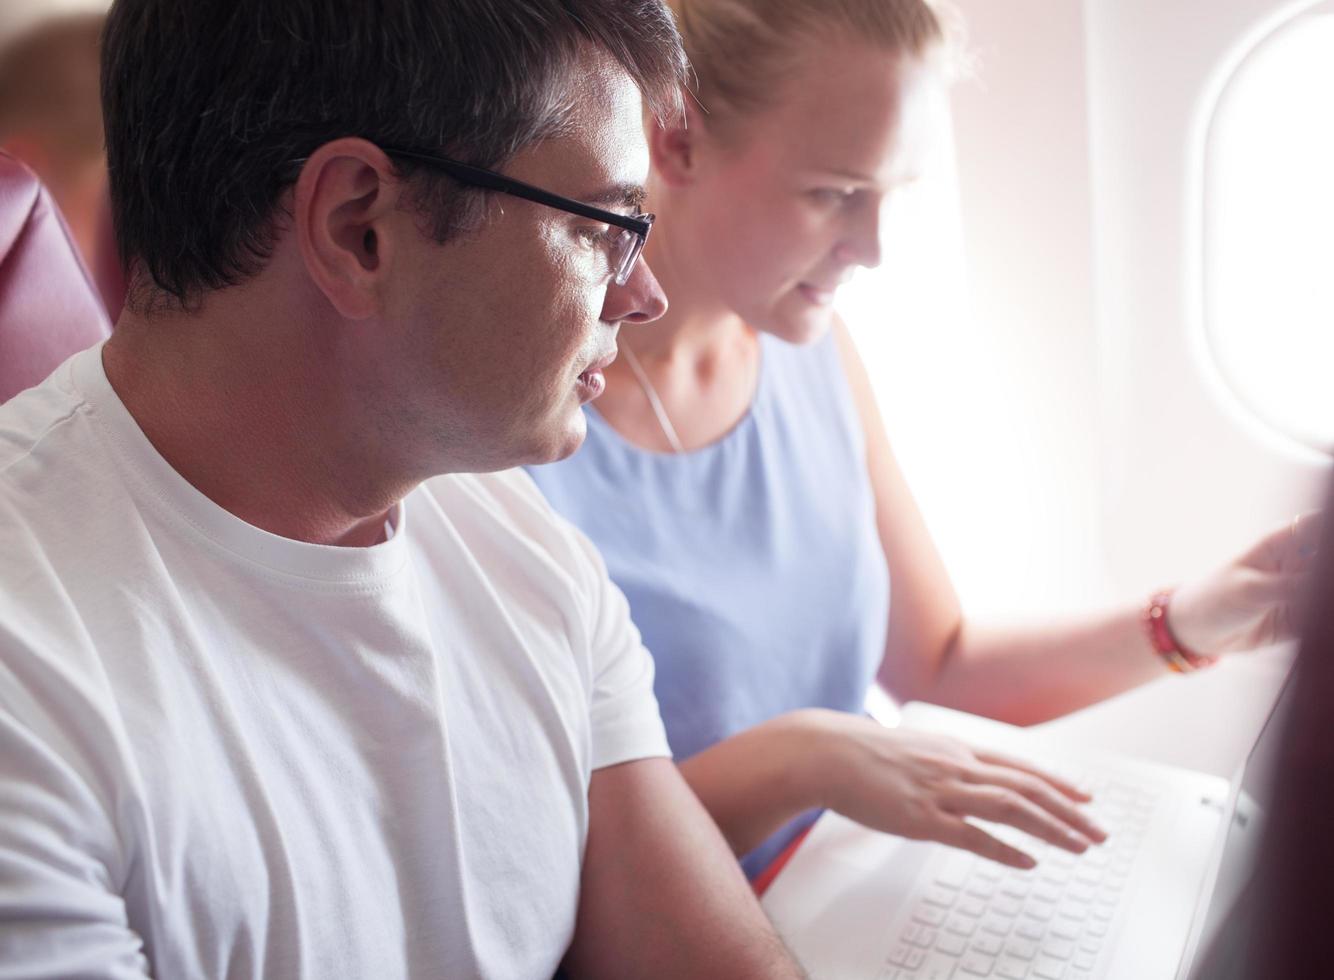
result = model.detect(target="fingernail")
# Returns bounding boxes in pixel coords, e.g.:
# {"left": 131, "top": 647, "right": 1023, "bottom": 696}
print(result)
{"left": 1020, "top": 853, "right": 1037, "bottom": 870}
{"left": 1067, "top": 833, "right": 1090, "bottom": 852}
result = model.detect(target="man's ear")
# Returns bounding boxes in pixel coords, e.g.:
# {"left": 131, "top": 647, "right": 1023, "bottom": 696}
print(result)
{"left": 648, "top": 100, "right": 711, "bottom": 189}
{"left": 293, "top": 138, "right": 401, "bottom": 320}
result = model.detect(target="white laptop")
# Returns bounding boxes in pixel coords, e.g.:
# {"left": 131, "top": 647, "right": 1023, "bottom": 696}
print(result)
{"left": 760, "top": 675, "right": 1293, "bottom": 980}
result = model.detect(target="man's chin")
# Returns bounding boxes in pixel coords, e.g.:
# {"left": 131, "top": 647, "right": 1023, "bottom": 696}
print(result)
{"left": 524, "top": 413, "right": 588, "bottom": 467}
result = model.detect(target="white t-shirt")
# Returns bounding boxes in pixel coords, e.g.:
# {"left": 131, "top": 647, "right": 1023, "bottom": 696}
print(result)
{"left": 0, "top": 345, "right": 670, "bottom": 979}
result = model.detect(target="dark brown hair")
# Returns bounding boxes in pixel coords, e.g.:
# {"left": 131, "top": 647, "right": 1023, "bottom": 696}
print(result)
{"left": 101, "top": 0, "right": 688, "bottom": 311}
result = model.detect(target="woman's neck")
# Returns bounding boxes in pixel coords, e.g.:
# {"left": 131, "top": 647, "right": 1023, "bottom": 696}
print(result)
{"left": 597, "top": 225, "right": 762, "bottom": 452}
{"left": 618, "top": 224, "right": 748, "bottom": 367}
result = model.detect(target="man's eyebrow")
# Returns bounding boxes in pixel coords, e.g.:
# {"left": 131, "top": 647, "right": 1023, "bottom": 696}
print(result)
{"left": 584, "top": 183, "right": 649, "bottom": 212}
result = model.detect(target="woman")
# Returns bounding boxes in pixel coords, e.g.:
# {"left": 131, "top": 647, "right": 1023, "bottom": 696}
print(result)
{"left": 527, "top": 0, "right": 1315, "bottom": 878}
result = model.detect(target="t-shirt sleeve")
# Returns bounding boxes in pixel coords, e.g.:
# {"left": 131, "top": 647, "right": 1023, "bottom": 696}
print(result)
{"left": 572, "top": 530, "right": 671, "bottom": 771}
{"left": 469, "top": 468, "right": 671, "bottom": 771}
{"left": 0, "top": 647, "right": 151, "bottom": 978}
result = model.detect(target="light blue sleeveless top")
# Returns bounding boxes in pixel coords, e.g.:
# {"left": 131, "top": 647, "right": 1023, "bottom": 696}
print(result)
{"left": 526, "top": 330, "right": 889, "bottom": 877}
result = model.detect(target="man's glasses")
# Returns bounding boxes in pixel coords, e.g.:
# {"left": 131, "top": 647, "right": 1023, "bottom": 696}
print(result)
{"left": 381, "top": 147, "right": 654, "bottom": 286}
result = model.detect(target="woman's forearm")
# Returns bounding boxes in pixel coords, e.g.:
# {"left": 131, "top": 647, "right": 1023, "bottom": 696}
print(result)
{"left": 879, "top": 603, "right": 1165, "bottom": 726}
{"left": 676, "top": 711, "right": 832, "bottom": 857}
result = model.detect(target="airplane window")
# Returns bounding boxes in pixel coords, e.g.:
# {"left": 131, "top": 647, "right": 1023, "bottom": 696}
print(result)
{"left": 1204, "top": 9, "right": 1334, "bottom": 454}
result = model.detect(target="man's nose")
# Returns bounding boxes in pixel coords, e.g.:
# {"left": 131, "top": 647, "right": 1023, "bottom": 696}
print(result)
{"left": 601, "top": 256, "right": 668, "bottom": 325}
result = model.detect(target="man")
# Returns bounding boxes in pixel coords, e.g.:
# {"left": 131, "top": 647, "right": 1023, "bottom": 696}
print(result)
{"left": 0, "top": 1, "right": 804, "bottom": 976}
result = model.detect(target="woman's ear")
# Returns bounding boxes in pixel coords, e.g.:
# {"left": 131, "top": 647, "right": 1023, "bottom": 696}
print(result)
{"left": 649, "top": 99, "right": 711, "bottom": 188}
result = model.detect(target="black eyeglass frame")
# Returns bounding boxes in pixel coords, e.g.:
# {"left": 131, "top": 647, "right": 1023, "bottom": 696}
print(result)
{"left": 379, "top": 146, "right": 654, "bottom": 286}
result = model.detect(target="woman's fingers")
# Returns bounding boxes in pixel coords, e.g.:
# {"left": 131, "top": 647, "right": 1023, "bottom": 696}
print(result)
{"left": 933, "top": 816, "right": 1037, "bottom": 870}
{"left": 967, "top": 761, "right": 1108, "bottom": 843}
{"left": 941, "top": 784, "right": 1096, "bottom": 855}
{"left": 971, "top": 748, "right": 1091, "bottom": 802}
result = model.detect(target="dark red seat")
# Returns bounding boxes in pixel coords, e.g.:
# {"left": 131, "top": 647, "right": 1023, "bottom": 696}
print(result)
{"left": 0, "top": 149, "right": 111, "bottom": 403}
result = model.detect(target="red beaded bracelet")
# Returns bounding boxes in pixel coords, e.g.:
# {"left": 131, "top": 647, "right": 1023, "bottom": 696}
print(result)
{"left": 1143, "top": 589, "right": 1219, "bottom": 673}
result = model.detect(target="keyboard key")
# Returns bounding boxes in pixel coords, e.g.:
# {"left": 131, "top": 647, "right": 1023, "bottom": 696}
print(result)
{"left": 981, "top": 916, "right": 1014, "bottom": 936}
{"left": 1073, "top": 951, "right": 1096, "bottom": 970}
{"left": 968, "top": 879, "right": 999, "bottom": 899}
{"left": 1067, "top": 884, "right": 1096, "bottom": 904}
{"left": 1016, "top": 921, "right": 1045, "bottom": 942}
{"left": 1005, "top": 938, "right": 1039, "bottom": 961}
{"left": 958, "top": 951, "right": 997, "bottom": 976}
{"left": 918, "top": 954, "right": 962, "bottom": 979}
{"left": 947, "top": 916, "right": 980, "bottom": 937}
{"left": 915, "top": 904, "right": 949, "bottom": 927}
{"left": 1032, "top": 956, "right": 1066, "bottom": 979}
{"left": 1033, "top": 884, "right": 1061, "bottom": 904}
{"left": 937, "top": 853, "right": 976, "bottom": 889}
{"left": 904, "top": 924, "right": 939, "bottom": 948}
{"left": 938, "top": 933, "right": 969, "bottom": 957}
{"left": 888, "top": 945, "right": 925, "bottom": 969}
{"left": 995, "top": 958, "right": 1030, "bottom": 979}
{"left": 926, "top": 885, "right": 960, "bottom": 907}
{"left": 958, "top": 896, "right": 989, "bottom": 918}
{"left": 1041, "top": 938, "right": 1075, "bottom": 961}
{"left": 1023, "top": 904, "right": 1055, "bottom": 923}
{"left": 1050, "top": 920, "right": 1081, "bottom": 941}
{"left": 976, "top": 863, "right": 1005, "bottom": 882}
{"left": 1039, "top": 868, "right": 1072, "bottom": 888}
{"left": 972, "top": 935, "right": 1004, "bottom": 957}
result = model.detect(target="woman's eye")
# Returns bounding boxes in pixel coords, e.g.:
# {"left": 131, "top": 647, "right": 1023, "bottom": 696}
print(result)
{"left": 809, "top": 187, "right": 859, "bottom": 207}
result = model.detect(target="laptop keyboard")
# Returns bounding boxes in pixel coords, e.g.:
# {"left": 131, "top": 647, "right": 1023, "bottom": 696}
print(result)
{"left": 878, "top": 768, "right": 1161, "bottom": 980}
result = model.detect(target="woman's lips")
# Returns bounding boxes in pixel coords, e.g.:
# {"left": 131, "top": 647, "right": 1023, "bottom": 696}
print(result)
{"left": 798, "top": 283, "right": 837, "bottom": 307}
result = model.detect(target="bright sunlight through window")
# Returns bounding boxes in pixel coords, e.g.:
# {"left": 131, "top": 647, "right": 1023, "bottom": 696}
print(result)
{"left": 1204, "top": 10, "right": 1334, "bottom": 454}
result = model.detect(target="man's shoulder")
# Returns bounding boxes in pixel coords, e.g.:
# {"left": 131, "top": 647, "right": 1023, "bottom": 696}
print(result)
{"left": 0, "top": 354, "right": 93, "bottom": 479}
{"left": 416, "top": 467, "right": 608, "bottom": 595}
{"left": 419, "top": 467, "right": 569, "bottom": 542}
{"left": 0, "top": 352, "right": 131, "bottom": 592}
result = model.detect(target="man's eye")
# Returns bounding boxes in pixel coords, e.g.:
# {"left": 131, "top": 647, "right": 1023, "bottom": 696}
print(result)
{"left": 577, "top": 226, "right": 616, "bottom": 246}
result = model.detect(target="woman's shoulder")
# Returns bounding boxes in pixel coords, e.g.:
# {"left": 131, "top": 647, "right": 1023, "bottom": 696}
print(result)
{"left": 755, "top": 321, "right": 859, "bottom": 432}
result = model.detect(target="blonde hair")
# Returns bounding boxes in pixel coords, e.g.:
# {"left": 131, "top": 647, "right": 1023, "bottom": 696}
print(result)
{"left": 668, "top": 0, "right": 963, "bottom": 135}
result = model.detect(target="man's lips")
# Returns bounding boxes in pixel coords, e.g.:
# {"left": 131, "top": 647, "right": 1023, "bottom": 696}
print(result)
{"left": 576, "top": 350, "right": 618, "bottom": 399}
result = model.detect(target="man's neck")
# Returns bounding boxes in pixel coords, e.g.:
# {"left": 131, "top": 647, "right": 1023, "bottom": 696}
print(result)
{"left": 102, "top": 303, "right": 402, "bottom": 549}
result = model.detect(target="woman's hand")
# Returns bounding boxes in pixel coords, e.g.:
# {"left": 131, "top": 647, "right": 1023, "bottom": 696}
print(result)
{"left": 1167, "top": 512, "right": 1321, "bottom": 658}
{"left": 801, "top": 710, "right": 1107, "bottom": 869}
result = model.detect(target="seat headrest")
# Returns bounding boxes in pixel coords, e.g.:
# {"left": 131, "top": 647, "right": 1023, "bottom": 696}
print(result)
{"left": 0, "top": 150, "right": 111, "bottom": 403}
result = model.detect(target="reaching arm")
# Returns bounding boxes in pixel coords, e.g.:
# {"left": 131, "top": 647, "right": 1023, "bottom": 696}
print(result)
{"left": 832, "top": 321, "right": 1316, "bottom": 724}
{"left": 561, "top": 756, "right": 805, "bottom": 980}
{"left": 679, "top": 708, "right": 1104, "bottom": 871}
